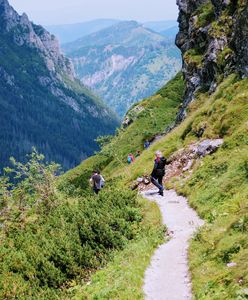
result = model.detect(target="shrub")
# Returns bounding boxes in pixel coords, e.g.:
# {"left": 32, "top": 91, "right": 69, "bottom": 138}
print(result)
{"left": 0, "top": 153, "right": 142, "bottom": 299}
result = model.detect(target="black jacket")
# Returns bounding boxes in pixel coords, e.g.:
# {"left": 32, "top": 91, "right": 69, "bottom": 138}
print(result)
{"left": 151, "top": 157, "right": 167, "bottom": 178}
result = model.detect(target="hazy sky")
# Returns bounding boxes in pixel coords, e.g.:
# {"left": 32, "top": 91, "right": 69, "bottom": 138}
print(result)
{"left": 8, "top": 0, "right": 179, "bottom": 25}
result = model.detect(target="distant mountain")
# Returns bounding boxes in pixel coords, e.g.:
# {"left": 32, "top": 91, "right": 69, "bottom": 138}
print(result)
{"left": 45, "top": 19, "right": 179, "bottom": 45}
{"left": 160, "top": 26, "right": 179, "bottom": 39}
{"left": 63, "top": 21, "right": 181, "bottom": 116}
{"left": 0, "top": 0, "right": 119, "bottom": 170}
{"left": 46, "top": 19, "right": 119, "bottom": 44}
{"left": 143, "top": 20, "right": 178, "bottom": 33}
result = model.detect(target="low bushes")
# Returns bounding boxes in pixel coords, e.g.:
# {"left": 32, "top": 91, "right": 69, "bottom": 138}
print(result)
{"left": 0, "top": 151, "right": 142, "bottom": 299}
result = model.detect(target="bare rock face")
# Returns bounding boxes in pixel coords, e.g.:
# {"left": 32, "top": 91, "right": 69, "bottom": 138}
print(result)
{"left": 233, "top": 2, "right": 248, "bottom": 77}
{"left": 176, "top": 0, "right": 247, "bottom": 122}
{"left": 0, "top": 0, "right": 75, "bottom": 79}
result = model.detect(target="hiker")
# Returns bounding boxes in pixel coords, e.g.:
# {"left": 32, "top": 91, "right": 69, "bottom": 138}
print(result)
{"left": 150, "top": 150, "right": 167, "bottom": 196}
{"left": 127, "top": 153, "right": 135, "bottom": 164}
{"left": 90, "top": 170, "right": 104, "bottom": 194}
{"left": 135, "top": 150, "right": 141, "bottom": 157}
{"left": 144, "top": 140, "right": 150, "bottom": 149}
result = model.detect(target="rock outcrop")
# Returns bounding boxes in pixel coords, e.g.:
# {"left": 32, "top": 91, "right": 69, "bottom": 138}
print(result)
{"left": 0, "top": 0, "right": 74, "bottom": 78}
{"left": 176, "top": 0, "right": 248, "bottom": 121}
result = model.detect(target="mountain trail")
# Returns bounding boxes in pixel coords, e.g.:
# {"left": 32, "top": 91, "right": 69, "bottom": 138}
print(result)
{"left": 141, "top": 189, "right": 204, "bottom": 300}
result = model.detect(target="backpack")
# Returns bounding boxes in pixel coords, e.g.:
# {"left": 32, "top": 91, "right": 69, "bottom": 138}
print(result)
{"left": 100, "top": 175, "right": 105, "bottom": 188}
{"left": 127, "top": 156, "right": 132, "bottom": 164}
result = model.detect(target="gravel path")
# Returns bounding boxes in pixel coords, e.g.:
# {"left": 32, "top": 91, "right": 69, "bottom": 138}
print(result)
{"left": 141, "top": 189, "right": 204, "bottom": 300}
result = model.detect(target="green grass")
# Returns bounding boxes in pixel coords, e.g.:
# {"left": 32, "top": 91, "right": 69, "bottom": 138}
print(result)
{"left": 71, "top": 198, "right": 164, "bottom": 300}
{"left": 127, "top": 74, "right": 248, "bottom": 299}
{"left": 194, "top": 1, "right": 215, "bottom": 28}
{"left": 62, "top": 73, "right": 248, "bottom": 299}
{"left": 59, "top": 72, "right": 185, "bottom": 193}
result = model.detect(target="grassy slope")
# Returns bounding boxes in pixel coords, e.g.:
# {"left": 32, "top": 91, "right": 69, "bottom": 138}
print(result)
{"left": 59, "top": 73, "right": 185, "bottom": 298}
{"left": 60, "top": 72, "right": 185, "bottom": 193}
{"left": 129, "top": 74, "right": 248, "bottom": 299}
{"left": 68, "top": 73, "right": 248, "bottom": 299}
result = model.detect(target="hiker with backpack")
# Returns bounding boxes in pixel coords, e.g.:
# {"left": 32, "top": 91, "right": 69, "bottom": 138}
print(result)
{"left": 90, "top": 170, "right": 105, "bottom": 194}
{"left": 127, "top": 153, "right": 135, "bottom": 164}
{"left": 150, "top": 150, "right": 167, "bottom": 196}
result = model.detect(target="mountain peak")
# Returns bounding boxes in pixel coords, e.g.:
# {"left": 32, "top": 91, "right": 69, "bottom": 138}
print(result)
{"left": 0, "top": 0, "right": 75, "bottom": 77}
{"left": 113, "top": 20, "right": 140, "bottom": 28}
{"left": 64, "top": 20, "right": 165, "bottom": 52}
{"left": 0, "top": 0, "right": 19, "bottom": 28}
{"left": 0, "top": 0, "right": 9, "bottom": 7}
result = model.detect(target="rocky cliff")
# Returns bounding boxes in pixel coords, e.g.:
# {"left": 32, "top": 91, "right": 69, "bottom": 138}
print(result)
{"left": 0, "top": 0, "right": 74, "bottom": 77}
{"left": 176, "top": 0, "right": 248, "bottom": 121}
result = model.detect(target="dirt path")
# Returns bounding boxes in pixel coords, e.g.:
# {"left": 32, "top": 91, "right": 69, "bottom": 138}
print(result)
{"left": 141, "top": 189, "right": 204, "bottom": 300}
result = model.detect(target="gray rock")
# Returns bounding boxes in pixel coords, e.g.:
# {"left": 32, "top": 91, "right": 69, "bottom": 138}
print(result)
{"left": 175, "top": 0, "right": 245, "bottom": 123}
{"left": 0, "top": 0, "right": 75, "bottom": 79}
{"left": 195, "top": 139, "right": 224, "bottom": 157}
{"left": 226, "top": 262, "right": 237, "bottom": 268}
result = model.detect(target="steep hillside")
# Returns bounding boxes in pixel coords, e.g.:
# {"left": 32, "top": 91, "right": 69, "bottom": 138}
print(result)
{"left": 0, "top": 74, "right": 184, "bottom": 299}
{"left": 61, "top": 2, "right": 248, "bottom": 298}
{"left": 65, "top": 76, "right": 248, "bottom": 300}
{"left": 63, "top": 21, "right": 181, "bottom": 116}
{"left": 1, "top": 69, "right": 247, "bottom": 299}
{"left": 62, "top": 73, "right": 185, "bottom": 192}
{"left": 46, "top": 19, "right": 119, "bottom": 44}
{"left": 0, "top": 0, "right": 119, "bottom": 170}
{"left": 1, "top": 1, "right": 248, "bottom": 299}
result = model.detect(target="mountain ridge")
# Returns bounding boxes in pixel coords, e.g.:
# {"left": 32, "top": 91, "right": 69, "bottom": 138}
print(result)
{"left": 46, "top": 19, "right": 120, "bottom": 44}
{"left": 46, "top": 19, "right": 178, "bottom": 44}
{"left": 0, "top": 0, "right": 119, "bottom": 170}
{"left": 63, "top": 21, "right": 181, "bottom": 116}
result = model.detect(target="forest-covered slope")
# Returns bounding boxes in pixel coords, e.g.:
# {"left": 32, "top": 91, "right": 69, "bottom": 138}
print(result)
{"left": 0, "top": 0, "right": 119, "bottom": 171}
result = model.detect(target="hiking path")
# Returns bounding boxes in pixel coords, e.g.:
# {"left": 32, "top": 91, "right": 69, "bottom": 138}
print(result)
{"left": 141, "top": 189, "right": 204, "bottom": 300}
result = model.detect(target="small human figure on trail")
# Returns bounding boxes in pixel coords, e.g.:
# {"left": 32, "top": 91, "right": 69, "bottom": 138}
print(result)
{"left": 135, "top": 150, "right": 141, "bottom": 158}
{"left": 127, "top": 153, "right": 135, "bottom": 164}
{"left": 150, "top": 150, "right": 167, "bottom": 196}
{"left": 90, "top": 170, "right": 105, "bottom": 194}
{"left": 144, "top": 140, "right": 150, "bottom": 149}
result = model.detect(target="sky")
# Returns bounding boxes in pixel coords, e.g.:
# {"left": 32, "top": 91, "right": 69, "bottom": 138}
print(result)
{"left": 8, "top": 0, "right": 179, "bottom": 26}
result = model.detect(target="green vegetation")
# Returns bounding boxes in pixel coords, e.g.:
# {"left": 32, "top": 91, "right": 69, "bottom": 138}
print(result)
{"left": 123, "top": 74, "right": 248, "bottom": 299}
{"left": 72, "top": 198, "right": 164, "bottom": 300}
{"left": 0, "top": 150, "right": 155, "bottom": 299}
{"left": 184, "top": 48, "right": 203, "bottom": 67}
{"left": 0, "top": 11, "right": 119, "bottom": 172}
{"left": 1, "top": 56, "right": 247, "bottom": 299}
{"left": 60, "top": 73, "right": 185, "bottom": 192}
{"left": 176, "top": 76, "right": 248, "bottom": 299}
{"left": 194, "top": 2, "right": 215, "bottom": 28}
{"left": 0, "top": 73, "right": 184, "bottom": 299}
{"left": 68, "top": 73, "right": 248, "bottom": 299}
